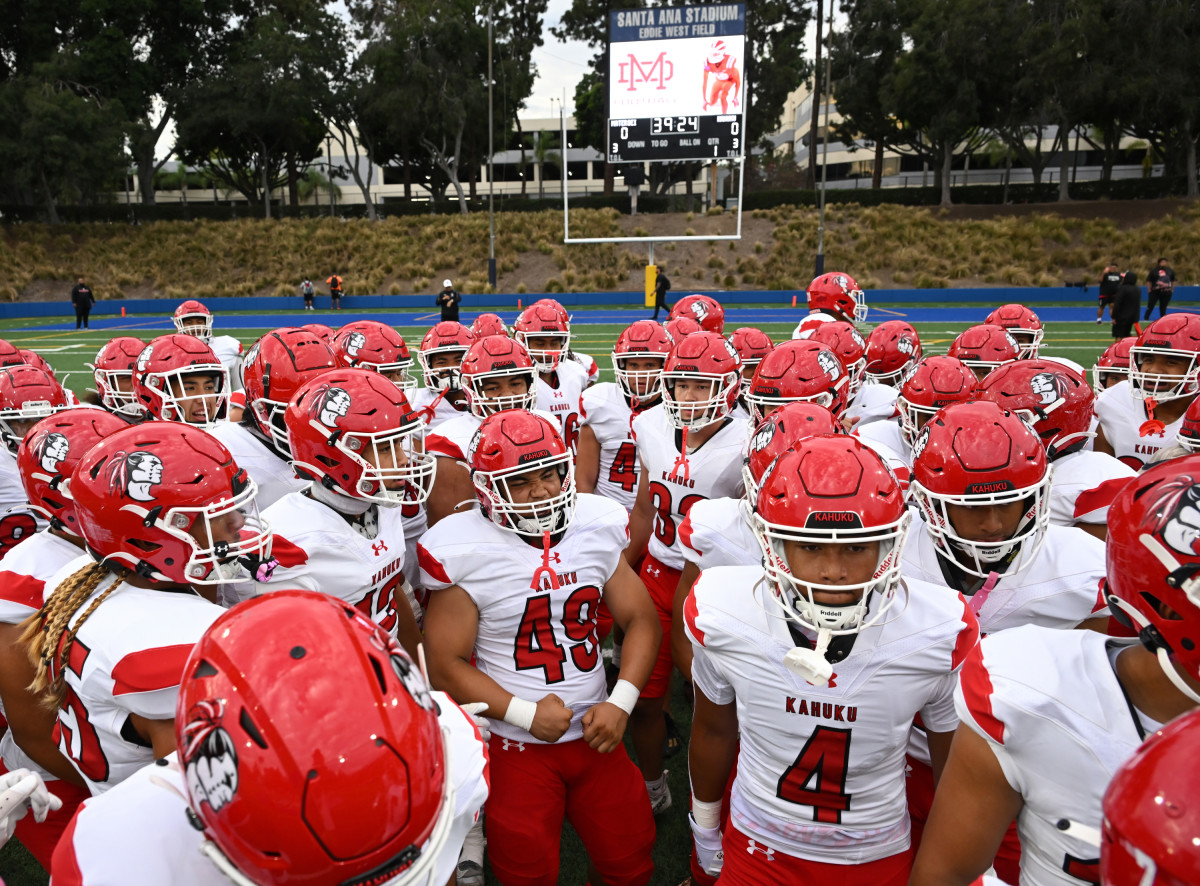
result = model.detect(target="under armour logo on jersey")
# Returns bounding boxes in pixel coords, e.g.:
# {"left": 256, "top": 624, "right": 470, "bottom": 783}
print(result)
{"left": 547, "top": 551, "right": 561, "bottom": 564}
{"left": 372, "top": 540, "right": 388, "bottom": 556}
{"left": 745, "top": 839, "right": 775, "bottom": 861}
{"left": 500, "top": 738, "right": 526, "bottom": 752}
{"left": 647, "top": 565, "right": 661, "bottom": 578}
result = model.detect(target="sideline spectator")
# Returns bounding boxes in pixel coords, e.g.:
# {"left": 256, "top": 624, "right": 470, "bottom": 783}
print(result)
{"left": 70, "top": 277, "right": 94, "bottom": 330}
{"left": 326, "top": 272, "right": 343, "bottom": 310}
{"left": 651, "top": 267, "right": 671, "bottom": 320}
{"left": 437, "top": 279, "right": 461, "bottom": 322}
{"left": 1112, "top": 271, "right": 1141, "bottom": 339}
{"left": 300, "top": 277, "right": 315, "bottom": 311}
{"left": 1145, "top": 256, "right": 1175, "bottom": 320}
{"left": 1097, "top": 262, "right": 1122, "bottom": 323}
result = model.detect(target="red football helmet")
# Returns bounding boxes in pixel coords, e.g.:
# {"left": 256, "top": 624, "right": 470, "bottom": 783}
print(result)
{"left": 88, "top": 336, "right": 145, "bottom": 416}
{"left": 0, "top": 338, "right": 23, "bottom": 368}
{"left": 1178, "top": 397, "right": 1200, "bottom": 453}
{"left": 532, "top": 298, "right": 570, "bottom": 325}
{"left": 1092, "top": 337, "right": 1137, "bottom": 395}
{"left": 286, "top": 369, "right": 435, "bottom": 507}
{"left": 68, "top": 423, "right": 272, "bottom": 585}
{"left": 864, "top": 321, "right": 922, "bottom": 387}
{"left": 613, "top": 320, "right": 673, "bottom": 407}
{"left": 470, "top": 313, "right": 510, "bottom": 339}
{"left": 805, "top": 320, "right": 869, "bottom": 398}
{"left": 742, "top": 402, "right": 843, "bottom": 503}
{"left": 1102, "top": 709, "right": 1200, "bottom": 886}
{"left": 19, "top": 350, "right": 56, "bottom": 379}
{"left": 745, "top": 339, "right": 850, "bottom": 425}
{"left": 979, "top": 359, "right": 1095, "bottom": 459}
{"left": 242, "top": 328, "right": 339, "bottom": 455}
{"left": 331, "top": 321, "right": 415, "bottom": 392}
{"left": 909, "top": 400, "right": 1051, "bottom": 578}
{"left": 300, "top": 322, "right": 334, "bottom": 343}
{"left": 513, "top": 303, "right": 571, "bottom": 372}
{"left": 664, "top": 316, "right": 702, "bottom": 341}
{"left": 16, "top": 409, "right": 128, "bottom": 537}
{"left": 984, "top": 304, "right": 1044, "bottom": 358}
{"left": 0, "top": 366, "right": 71, "bottom": 456}
{"left": 173, "top": 299, "right": 214, "bottom": 341}
{"left": 133, "top": 334, "right": 229, "bottom": 426}
{"left": 1128, "top": 313, "right": 1200, "bottom": 403}
{"left": 750, "top": 436, "right": 910, "bottom": 683}
{"left": 806, "top": 272, "right": 867, "bottom": 324}
{"left": 897, "top": 356, "right": 980, "bottom": 449}
{"left": 469, "top": 410, "right": 575, "bottom": 536}
{"left": 728, "top": 327, "right": 775, "bottom": 394}
{"left": 661, "top": 331, "right": 742, "bottom": 430}
{"left": 459, "top": 336, "right": 537, "bottom": 418}
{"left": 948, "top": 324, "right": 1021, "bottom": 378}
{"left": 178, "top": 590, "right": 453, "bottom": 886}
{"left": 1104, "top": 456, "right": 1200, "bottom": 700}
{"left": 418, "top": 321, "right": 476, "bottom": 391}
{"left": 668, "top": 294, "right": 726, "bottom": 334}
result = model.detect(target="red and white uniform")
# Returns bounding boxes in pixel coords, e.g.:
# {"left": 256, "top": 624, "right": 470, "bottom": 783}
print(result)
{"left": 51, "top": 691, "right": 491, "bottom": 886}
{"left": 0, "top": 449, "right": 42, "bottom": 557}
{"left": 1095, "top": 379, "right": 1186, "bottom": 469}
{"left": 207, "top": 421, "right": 304, "bottom": 510}
{"left": 855, "top": 419, "right": 908, "bottom": 467}
{"left": 534, "top": 360, "right": 588, "bottom": 452}
{"left": 427, "top": 409, "right": 556, "bottom": 466}
{"left": 245, "top": 494, "right": 411, "bottom": 633}
{"left": 845, "top": 381, "right": 899, "bottom": 429}
{"left": 1047, "top": 450, "right": 1135, "bottom": 529}
{"left": 685, "top": 566, "right": 977, "bottom": 864}
{"left": 209, "top": 334, "right": 244, "bottom": 393}
{"left": 41, "top": 555, "right": 224, "bottom": 795}
{"left": 410, "top": 387, "right": 469, "bottom": 433}
{"left": 900, "top": 523, "right": 1106, "bottom": 633}
{"left": 418, "top": 494, "right": 626, "bottom": 745}
{"left": 570, "top": 351, "right": 600, "bottom": 386}
{"left": 957, "top": 628, "right": 1149, "bottom": 886}
{"left": 679, "top": 497, "right": 757, "bottom": 570}
{"left": 580, "top": 382, "right": 644, "bottom": 514}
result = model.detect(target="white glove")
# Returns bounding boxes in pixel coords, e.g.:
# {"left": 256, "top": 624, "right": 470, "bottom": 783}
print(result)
{"left": 461, "top": 702, "right": 492, "bottom": 743}
{"left": 688, "top": 814, "right": 724, "bottom": 877}
{"left": 0, "top": 769, "right": 62, "bottom": 846}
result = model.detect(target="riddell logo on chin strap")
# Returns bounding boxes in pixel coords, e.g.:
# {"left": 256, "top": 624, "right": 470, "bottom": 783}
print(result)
{"left": 618, "top": 52, "right": 674, "bottom": 91}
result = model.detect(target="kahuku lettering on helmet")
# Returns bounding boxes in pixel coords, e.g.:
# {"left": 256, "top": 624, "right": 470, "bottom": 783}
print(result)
{"left": 312, "top": 385, "right": 351, "bottom": 427}
{"left": 1145, "top": 476, "right": 1200, "bottom": 557}
{"left": 751, "top": 421, "right": 776, "bottom": 452}
{"left": 181, "top": 699, "right": 239, "bottom": 814}
{"left": 817, "top": 350, "right": 841, "bottom": 380}
{"left": 107, "top": 450, "right": 164, "bottom": 502}
{"left": 345, "top": 332, "right": 366, "bottom": 358}
{"left": 34, "top": 431, "right": 69, "bottom": 473}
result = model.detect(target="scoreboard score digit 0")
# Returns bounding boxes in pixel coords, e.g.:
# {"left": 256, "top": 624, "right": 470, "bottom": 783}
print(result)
{"left": 607, "top": 4, "right": 747, "bottom": 164}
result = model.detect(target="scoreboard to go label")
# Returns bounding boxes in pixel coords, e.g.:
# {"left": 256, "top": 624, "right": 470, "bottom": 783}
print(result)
{"left": 607, "top": 4, "right": 747, "bottom": 163}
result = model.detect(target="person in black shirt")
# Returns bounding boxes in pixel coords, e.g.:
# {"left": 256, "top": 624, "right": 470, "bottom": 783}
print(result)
{"left": 1097, "top": 263, "right": 1122, "bottom": 324}
{"left": 651, "top": 268, "right": 670, "bottom": 320}
{"left": 1145, "top": 257, "right": 1176, "bottom": 320}
{"left": 1112, "top": 271, "right": 1141, "bottom": 339}
{"left": 436, "top": 279, "right": 461, "bottom": 321}
{"left": 70, "top": 277, "right": 95, "bottom": 329}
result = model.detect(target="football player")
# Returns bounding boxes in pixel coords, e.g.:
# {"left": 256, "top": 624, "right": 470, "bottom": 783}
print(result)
{"left": 793, "top": 271, "right": 868, "bottom": 335}
{"left": 1095, "top": 313, "right": 1200, "bottom": 468}
{"left": 513, "top": 303, "right": 588, "bottom": 451}
{"left": 16, "top": 423, "right": 272, "bottom": 795}
{"left": 330, "top": 320, "right": 417, "bottom": 393}
{"left": 863, "top": 320, "right": 922, "bottom": 388}
{"left": 172, "top": 300, "right": 244, "bottom": 393}
{"left": 412, "top": 320, "right": 477, "bottom": 430}
{"left": 626, "top": 331, "right": 749, "bottom": 813}
{"left": 86, "top": 337, "right": 146, "bottom": 421}
{"left": 1091, "top": 337, "right": 1136, "bottom": 395}
{"left": 132, "top": 333, "right": 231, "bottom": 428}
{"left": 52, "top": 590, "right": 491, "bottom": 885}
{"left": 421, "top": 410, "right": 660, "bottom": 886}
{"left": 912, "top": 458, "right": 1200, "bottom": 886}
{"left": 984, "top": 304, "right": 1044, "bottom": 359}
{"left": 947, "top": 324, "right": 1021, "bottom": 380}
{"left": 533, "top": 298, "right": 599, "bottom": 386}
{"left": 668, "top": 294, "right": 726, "bottom": 334}
{"left": 686, "top": 435, "right": 977, "bottom": 884}
{"left": 727, "top": 326, "right": 775, "bottom": 400}
{"left": 807, "top": 320, "right": 899, "bottom": 428}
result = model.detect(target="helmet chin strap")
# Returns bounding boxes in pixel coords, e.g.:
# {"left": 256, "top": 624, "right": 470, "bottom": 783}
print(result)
{"left": 1156, "top": 646, "right": 1200, "bottom": 705}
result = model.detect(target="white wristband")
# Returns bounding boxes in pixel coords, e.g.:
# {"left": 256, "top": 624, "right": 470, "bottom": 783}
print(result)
{"left": 692, "top": 796, "right": 723, "bottom": 830}
{"left": 606, "top": 679, "right": 640, "bottom": 716}
{"left": 502, "top": 697, "right": 537, "bottom": 733}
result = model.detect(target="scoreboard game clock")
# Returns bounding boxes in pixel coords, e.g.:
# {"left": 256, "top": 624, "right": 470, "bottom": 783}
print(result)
{"left": 607, "top": 4, "right": 747, "bottom": 164}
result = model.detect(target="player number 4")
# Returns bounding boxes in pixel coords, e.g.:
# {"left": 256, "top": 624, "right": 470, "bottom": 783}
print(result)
{"left": 776, "top": 726, "right": 852, "bottom": 823}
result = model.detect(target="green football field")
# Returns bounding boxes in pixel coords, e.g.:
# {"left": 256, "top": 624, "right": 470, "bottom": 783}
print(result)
{"left": 0, "top": 306, "right": 1123, "bottom": 885}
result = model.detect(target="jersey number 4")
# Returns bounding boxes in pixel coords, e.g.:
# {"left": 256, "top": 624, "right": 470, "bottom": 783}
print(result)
{"left": 514, "top": 587, "right": 602, "bottom": 684}
{"left": 776, "top": 726, "right": 852, "bottom": 823}
{"left": 608, "top": 441, "right": 638, "bottom": 492}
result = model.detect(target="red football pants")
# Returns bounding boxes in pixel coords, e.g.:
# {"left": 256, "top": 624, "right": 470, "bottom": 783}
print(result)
{"left": 718, "top": 825, "right": 913, "bottom": 886}
{"left": 638, "top": 554, "right": 683, "bottom": 699}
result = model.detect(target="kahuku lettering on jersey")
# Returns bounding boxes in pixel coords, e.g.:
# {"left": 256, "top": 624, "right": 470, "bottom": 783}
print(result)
{"left": 419, "top": 494, "right": 627, "bottom": 744}
{"left": 957, "top": 628, "right": 1147, "bottom": 886}
{"left": 685, "top": 566, "right": 977, "bottom": 863}
{"left": 581, "top": 382, "right": 643, "bottom": 514}
{"left": 632, "top": 404, "right": 747, "bottom": 571}
{"left": 1047, "top": 449, "right": 1135, "bottom": 527}
{"left": 1095, "top": 379, "right": 1186, "bottom": 469}
{"left": 535, "top": 360, "right": 588, "bottom": 452}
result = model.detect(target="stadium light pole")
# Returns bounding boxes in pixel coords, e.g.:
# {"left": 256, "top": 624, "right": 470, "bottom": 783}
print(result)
{"left": 487, "top": 3, "right": 497, "bottom": 289}
{"left": 814, "top": 0, "right": 833, "bottom": 278}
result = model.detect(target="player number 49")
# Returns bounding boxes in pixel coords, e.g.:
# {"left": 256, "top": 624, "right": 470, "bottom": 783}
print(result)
{"left": 513, "top": 587, "right": 603, "bottom": 684}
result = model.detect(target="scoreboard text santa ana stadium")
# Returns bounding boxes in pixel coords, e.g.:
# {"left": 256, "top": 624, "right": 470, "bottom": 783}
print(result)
{"left": 607, "top": 4, "right": 747, "bottom": 163}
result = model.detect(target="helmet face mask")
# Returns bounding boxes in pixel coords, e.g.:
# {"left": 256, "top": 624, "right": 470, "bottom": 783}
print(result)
{"left": 173, "top": 300, "right": 214, "bottom": 342}
{"left": 613, "top": 320, "right": 674, "bottom": 406}
{"left": 985, "top": 304, "right": 1044, "bottom": 359}
{"left": 460, "top": 338, "right": 539, "bottom": 418}
{"left": 148, "top": 367, "right": 230, "bottom": 427}
{"left": 90, "top": 338, "right": 144, "bottom": 416}
{"left": 0, "top": 366, "right": 71, "bottom": 455}
{"left": 1129, "top": 347, "right": 1200, "bottom": 402}
{"left": 332, "top": 323, "right": 417, "bottom": 394}
{"left": 418, "top": 323, "right": 475, "bottom": 393}
{"left": 168, "top": 480, "right": 274, "bottom": 585}
{"left": 663, "top": 373, "right": 738, "bottom": 430}
{"left": 1092, "top": 338, "right": 1136, "bottom": 395}
{"left": 514, "top": 305, "right": 571, "bottom": 373}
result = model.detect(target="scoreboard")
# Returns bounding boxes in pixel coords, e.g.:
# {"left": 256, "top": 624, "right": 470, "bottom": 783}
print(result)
{"left": 607, "top": 4, "right": 747, "bottom": 164}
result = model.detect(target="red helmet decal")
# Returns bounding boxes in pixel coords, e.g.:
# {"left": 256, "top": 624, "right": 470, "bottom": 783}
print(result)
{"left": 107, "top": 450, "right": 164, "bottom": 502}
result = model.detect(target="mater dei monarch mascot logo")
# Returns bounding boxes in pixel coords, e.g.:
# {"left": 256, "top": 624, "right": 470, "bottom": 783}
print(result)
{"left": 31, "top": 431, "right": 70, "bottom": 474}
{"left": 106, "top": 450, "right": 164, "bottom": 502}
{"left": 181, "top": 699, "right": 239, "bottom": 814}
{"left": 310, "top": 384, "right": 352, "bottom": 428}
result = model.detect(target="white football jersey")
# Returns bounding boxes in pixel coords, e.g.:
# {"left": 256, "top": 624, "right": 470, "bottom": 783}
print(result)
{"left": 209, "top": 334, "right": 244, "bottom": 393}
{"left": 686, "top": 566, "right": 977, "bottom": 864}
{"left": 419, "top": 494, "right": 627, "bottom": 744}
{"left": 1047, "top": 449, "right": 1135, "bottom": 527}
{"left": 410, "top": 387, "right": 470, "bottom": 433}
{"left": 245, "top": 493, "right": 410, "bottom": 636}
{"left": 854, "top": 419, "right": 909, "bottom": 467}
{"left": 0, "top": 531, "right": 87, "bottom": 776}
{"left": 956, "top": 628, "right": 1148, "bottom": 886}
{"left": 1095, "top": 379, "right": 1185, "bottom": 469}
{"left": 534, "top": 360, "right": 588, "bottom": 452}
{"left": 581, "top": 382, "right": 642, "bottom": 514}
{"left": 900, "top": 523, "right": 1105, "bottom": 633}
{"left": 53, "top": 691, "right": 490, "bottom": 886}
{"left": 632, "top": 405, "right": 748, "bottom": 571}
{"left": 679, "top": 497, "right": 758, "bottom": 570}
{"left": 0, "top": 448, "right": 43, "bottom": 557}
{"left": 39, "top": 555, "right": 224, "bottom": 794}
{"left": 207, "top": 421, "right": 304, "bottom": 510}
{"left": 845, "top": 381, "right": 899, "bottom": 428}
{"left": 570, "top": 351, "right": 600, "bottom": 386}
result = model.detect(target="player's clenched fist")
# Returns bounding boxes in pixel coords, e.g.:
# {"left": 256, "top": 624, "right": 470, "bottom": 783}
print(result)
{"left": 581, "top": 702, "right": 629, "bottom": 753}
{"left": 530, "top": 694, "right": 573, "bottom": 743}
